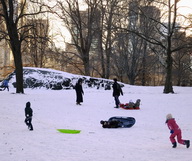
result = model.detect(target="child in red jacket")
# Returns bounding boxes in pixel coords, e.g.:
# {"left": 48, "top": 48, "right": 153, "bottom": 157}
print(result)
{"left": 166, "top": 114, "right": 190, "bottom": 148}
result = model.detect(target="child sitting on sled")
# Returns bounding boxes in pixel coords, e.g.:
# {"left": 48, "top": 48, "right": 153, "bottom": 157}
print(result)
{"left": 165, "top": 114, "right": 190, "bottom": 148}
{"left": 120, "top": 99, "right": 141, "bottom": 109}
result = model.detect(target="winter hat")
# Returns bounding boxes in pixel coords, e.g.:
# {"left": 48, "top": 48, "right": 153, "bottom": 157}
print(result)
{"left": 113, "top": 78, "right": 117, "bottom": 82}
{"left": 26, "top": 102, "right": 31, "bottom": 107}
{"left": 78, "top": 78, "right": 83, "bottom": 83}
{"left": 100, "top": 120, "right": 104, "bottom": 124}
{"left": 166, "top": 113, "right": 173, "bottom": 120}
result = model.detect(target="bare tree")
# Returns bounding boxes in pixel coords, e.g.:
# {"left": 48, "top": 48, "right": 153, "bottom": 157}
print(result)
{"left": 51, "top": 0, "right": 101, "bottom": 76}
{"left": 0, "top": 0, "right": 47, "bottom": 93}
{"left": 101, "top": 0, "right": 120, "bottom": 79}
{"left": 124, "top": 0, "right": 192, "bottom": 93}
{"left": 110, "top": 0, "right": 159, "bottom": 85}
{"left": 23, "top": 18, "right": 49, "bottom": 67}
{"left": 172, "top": 33, "right": 192, "bottom": 86}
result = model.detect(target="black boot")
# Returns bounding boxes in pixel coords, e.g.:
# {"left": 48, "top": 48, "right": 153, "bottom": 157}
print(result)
{"left": 185, "top": 140, "right": 190, "bottom": 148}
{"left": 30, "top": 124, "right": 33, "bottom": 131}
{"left": 172, "top": 142, "right": 177, "bottom": 148}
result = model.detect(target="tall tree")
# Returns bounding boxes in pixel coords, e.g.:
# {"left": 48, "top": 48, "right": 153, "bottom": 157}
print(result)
{"left": 53, "top": 0, "right": 101, "bottom": 76}
{"left": 86, "top": 0, "right": 121, "bottom": 79}
{"left": 111, "top": 0, "right": 159, "bottom": 85}
{"left": 102, "top": 0, "right": 120, "bottom": 79}
{"left": 172, "top": 33, "right": 192, "bottom": 86}
{"left": 125, "top": 0, "right": 192, "bottom": 93}
{"left": 0, "top": 0, "right": 47, "bottom": 93}
{"left": 23, "top": 18, "right": 49, "bottom": 67}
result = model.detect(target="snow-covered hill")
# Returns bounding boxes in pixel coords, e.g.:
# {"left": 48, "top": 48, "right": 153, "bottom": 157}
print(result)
{"left": 1, "top": 68, "right": 192, "bottom": 161}
{"left": 6, "top": 67, "right": 123, "bottom": 90}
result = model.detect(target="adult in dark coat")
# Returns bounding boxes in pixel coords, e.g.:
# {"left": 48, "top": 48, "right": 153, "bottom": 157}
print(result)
{"left": 24, "top": 102, "right": 33, "bottom": 131}
{"left": 75, "top": 79, "right": 84, "bottom": 105}
{"left": 112, "top": 78, "right": 123, "bottom": 108}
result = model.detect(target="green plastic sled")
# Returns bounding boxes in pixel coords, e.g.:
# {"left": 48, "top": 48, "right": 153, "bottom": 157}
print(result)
{"left": 57, "top": 129, "right": 81, "bottom": 134}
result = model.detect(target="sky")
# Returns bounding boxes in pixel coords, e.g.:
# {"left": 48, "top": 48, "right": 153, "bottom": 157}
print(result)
{"left": 178, "top": 0, "right": 192, "bottom": 15}
{"left": 50, "top": 0, "right": 192, "bottom": 49}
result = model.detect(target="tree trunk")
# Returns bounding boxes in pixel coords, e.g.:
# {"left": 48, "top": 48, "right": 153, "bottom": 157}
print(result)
{"left": 129, "top": 76, "right": 135, "bottom": 85}
{"left": 14, "top": 55, "right": 24, "bottom": 93}
{"left": 82, "top": 52, "right": 90, "bottom": 76}
{"left": 7, "top": 22, "right": 24, "bottom": 93}
{"left": 106, "top": 48, "right": 111, "bottom": 79}
{"left": 163, "top": 52, "right": 174, "bottom": 93}
{"left": 141, "top": 41, "right": 147, "bottom": 86}
{"left": 11, "top": 41, "right": 24, "bottom": 93}
{"left": 98, "top": 28, "right": 106, "bottom": 78}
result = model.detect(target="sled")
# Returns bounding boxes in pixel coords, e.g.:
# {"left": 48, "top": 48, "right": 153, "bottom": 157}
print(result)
{"left": 109, "top": 117, "right": 136, "bottom": 127}
{"left": 57, "top": 129, "right": 81, "bottom": 134}
{"left": 101, "top": 116, "right": 136, "bottom": 128}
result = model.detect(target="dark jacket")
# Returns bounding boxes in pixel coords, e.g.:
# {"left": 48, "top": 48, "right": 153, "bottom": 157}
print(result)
{"left": 112, "top": 82, "right": 123, "bottom": 97}
{"left": 25, "top": 102, "right": 33, "bottom": 117}
{"left": 75, "top": 80, "right": 84, "bottom": 103}
{"left": 2, "top": 79, "right": 9, "bottom": 87}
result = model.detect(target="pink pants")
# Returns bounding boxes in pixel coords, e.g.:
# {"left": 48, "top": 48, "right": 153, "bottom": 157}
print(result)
{"left": 170, "top": 129, "right": 185, "bottom": 144}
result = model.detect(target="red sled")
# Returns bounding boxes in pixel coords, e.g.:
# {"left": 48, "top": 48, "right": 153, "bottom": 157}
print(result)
{"left": 119, "top": 99, "right": 141, "bottom": 110}
{"left": 120, "top": 105, "right": 140, "bottom": 110}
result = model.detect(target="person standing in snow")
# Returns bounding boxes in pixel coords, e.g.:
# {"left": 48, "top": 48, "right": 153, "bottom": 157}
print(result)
{"left": 112, "top": 78, "right": 123, "bottom": 108}
{"left": 1, "top": 79, "right": 9, "bottom": 91}
{"left": 75, "top": 78, "right": 84, "bottom": 105}
{"left": 24, "top": 102, "right": 33, "bottom": 131}
{"left": 165, "top": 114, "right": 190, "bottom": 148}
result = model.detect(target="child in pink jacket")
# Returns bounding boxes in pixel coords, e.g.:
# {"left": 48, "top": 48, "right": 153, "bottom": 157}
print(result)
{"left": 166, "top": 114, "right": 190, "bottom": 148}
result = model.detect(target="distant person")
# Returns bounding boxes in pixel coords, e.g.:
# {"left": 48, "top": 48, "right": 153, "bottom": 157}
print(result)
{"left": 112, "top": 78, "right": 123, "bottom": 108}
{"left": 75, "top": 78, "right": 84, "bottom": 105}
{"left": 165, "top": 114, "right": 190, "bottom": 148}
{"left": 24, "top": 102, "right": 33, "bottom": 131}
{"left": 1, "top": 79, "right": 9, "bottom": 91}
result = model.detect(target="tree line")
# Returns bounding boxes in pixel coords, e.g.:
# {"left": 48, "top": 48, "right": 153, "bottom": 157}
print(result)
{"left": 0, "top": 0, "right": 192, "bottom": 93}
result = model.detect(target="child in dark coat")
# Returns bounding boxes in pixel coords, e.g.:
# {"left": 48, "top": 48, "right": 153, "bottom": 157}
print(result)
{"left": 25, "top": 102, "right": 33, "bottom": 131}
{"left": 166, "top": 114, "right": 190, "bottom": 148}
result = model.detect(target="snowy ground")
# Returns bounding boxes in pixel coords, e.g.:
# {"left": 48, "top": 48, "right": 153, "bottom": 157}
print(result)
{"left": 0, "top": 85, "right": 192, "bottom": 161}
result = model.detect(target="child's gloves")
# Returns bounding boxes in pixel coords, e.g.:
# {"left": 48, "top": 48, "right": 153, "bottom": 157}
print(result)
{"left": 170, "top": 130, "right": 174, "bottom": 134}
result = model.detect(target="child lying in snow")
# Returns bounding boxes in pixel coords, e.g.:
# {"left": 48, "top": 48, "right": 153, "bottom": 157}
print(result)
{"left": 100, "top": 117, "right": 135, "bottom": 128}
